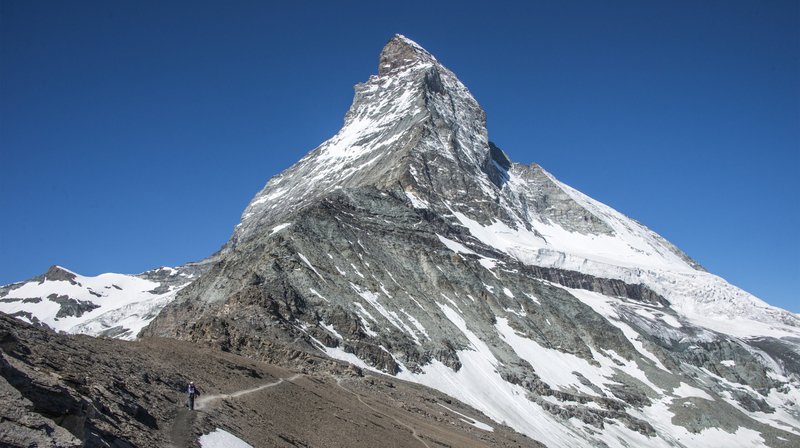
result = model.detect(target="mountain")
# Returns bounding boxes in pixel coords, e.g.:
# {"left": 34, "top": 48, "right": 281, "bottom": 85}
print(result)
{"left": 0, "top": 261, "right": 211, "bottom": 339}
{"left": 139, "top": 35, "right": 800, "bottom": 447}
{"left": 4, "top": 35, "right": 799, "bottom": 447}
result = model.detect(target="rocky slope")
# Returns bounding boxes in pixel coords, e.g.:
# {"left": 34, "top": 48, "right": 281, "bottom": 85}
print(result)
{"left": 0, "top": 313, "right": 536, "bottom": 447}
{"left": 138, "top": 35, "right": 800, "bottom": 447}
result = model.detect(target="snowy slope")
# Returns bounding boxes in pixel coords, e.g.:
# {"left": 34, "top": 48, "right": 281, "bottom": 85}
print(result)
{"left": 490, "top": 165, "right": 800, "bottom": 338}
{"left": 0, "top": 265, "right": 202, "bottom": 339}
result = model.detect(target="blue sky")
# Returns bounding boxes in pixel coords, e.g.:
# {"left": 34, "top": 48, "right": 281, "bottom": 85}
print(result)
{"left": 1, "top": 1, "right": 798, "bottom": 312}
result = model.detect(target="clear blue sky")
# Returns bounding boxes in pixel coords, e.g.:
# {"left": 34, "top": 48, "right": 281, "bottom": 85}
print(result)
{"left": 1, "top": 1, "right": 798, "bottom": 312}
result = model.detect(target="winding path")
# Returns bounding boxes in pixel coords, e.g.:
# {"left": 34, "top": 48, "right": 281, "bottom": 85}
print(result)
{"left": 169, "top": 373, "right": 301, "bottom": 447}
{"left": 196, "top": 373, "right": 302, "bottom": 410}
{"left": 173, "top": 374, "right": 428, "bottom": 447}
{"left": 335, "top": 378, "right": 431, "bottom": 448}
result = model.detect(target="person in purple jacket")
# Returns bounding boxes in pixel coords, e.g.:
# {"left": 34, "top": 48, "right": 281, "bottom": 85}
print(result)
{"left": 186, "top": 381, "right": 200, "bottom": 410}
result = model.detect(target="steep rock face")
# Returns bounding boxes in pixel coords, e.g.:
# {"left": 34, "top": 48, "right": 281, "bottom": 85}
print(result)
{"left": 143, "top": 35, "right": 800, "bottom": 447}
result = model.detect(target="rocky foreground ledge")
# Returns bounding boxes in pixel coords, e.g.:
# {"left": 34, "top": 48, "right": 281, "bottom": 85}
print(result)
{"left": 0, "top": 312, "right": 538, "bottom": 447}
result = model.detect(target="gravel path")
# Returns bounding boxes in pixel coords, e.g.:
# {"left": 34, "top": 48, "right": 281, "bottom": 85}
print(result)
{"left": 196, "top": 373, "right": 302, "bottom": 410}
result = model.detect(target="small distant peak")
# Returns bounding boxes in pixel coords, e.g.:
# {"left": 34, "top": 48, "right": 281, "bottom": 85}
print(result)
{"left": 379, "top": 34, "right": 438, "bottom": 75}
{"left": 154, "top": 266, "right": 178, "bottom": 276}
{"left": 43, "top": 265, "right": 78, "bottom": 284}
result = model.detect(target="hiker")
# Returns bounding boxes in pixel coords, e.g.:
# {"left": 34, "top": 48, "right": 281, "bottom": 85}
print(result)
{"left": 187, "top": 381, "right": 200, "bottom": 410}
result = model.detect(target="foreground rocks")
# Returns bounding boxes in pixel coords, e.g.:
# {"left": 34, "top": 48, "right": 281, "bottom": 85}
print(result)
{"left": 0, "top": 313, "right": 540, "bottom": 447}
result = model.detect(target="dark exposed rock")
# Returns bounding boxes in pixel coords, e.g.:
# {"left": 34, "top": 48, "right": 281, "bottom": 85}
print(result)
{"left": 9, "top": 311, "right": 44, "bottom": 327}
{"left": 378, "top": 34, "right": 436, "bottom": 75}
{"left": 0, "top": 374, "right": 82, "bottom": 448}
{"left": 748, "top": 337, "right": 800, "bottom": 380}
{"left": 0, "top": 297, "right": 43, "bottom": 304}
{"left": 43, "top": 265, "right": 79, "bottom": 285}
{"left": 667, "top": 338, "right": 776, "bottom": 392}
{"left": 606, "top": 383, "right": 652, "bottom": 408}
{"left": 729, "top": 389, "right": 775, "bottom": 413}
{"left": 47, "top": 293, "right": 100, "bottom": 319}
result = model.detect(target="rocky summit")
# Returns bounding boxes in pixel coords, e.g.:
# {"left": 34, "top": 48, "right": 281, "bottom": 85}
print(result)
{"left": 3, "top": 35, "right": 800, "bottom": 448}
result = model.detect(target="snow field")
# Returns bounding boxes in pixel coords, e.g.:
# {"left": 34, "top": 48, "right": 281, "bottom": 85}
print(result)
{"left": 0, "top": 268, "right": 189, "bottom": 339}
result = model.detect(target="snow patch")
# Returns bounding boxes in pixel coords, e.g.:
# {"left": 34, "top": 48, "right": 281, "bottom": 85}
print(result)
{"left": 297, "top": 253, "right": 326, "bottom": 282}
{"left": 524, "top": 293, "right": 541, "bottom": 305}
{"left": 672, "top": 382, "right": 714, "bottom": 401}
{"left": 270, "top": 222, "right": 292, "bottom": 234}
{"left": 199, "top": 429, "right": 253, "bottom": 448}
{"left": 437, "top": 234, "right": 499, "bottom": 274}
{"left": 320, "top": 322, "right": 343, "bottom": 340}
{"left": 405, "top": 190, "right": 429, "bottom": 209}
{"left": 437, "top": 234, "right": 477, "bottom": 255}
{"left": 308, "top": 288, "right": 329, "bottom": 302}
{"left": 438, "top": 403, "right": 494, "bottom": 432}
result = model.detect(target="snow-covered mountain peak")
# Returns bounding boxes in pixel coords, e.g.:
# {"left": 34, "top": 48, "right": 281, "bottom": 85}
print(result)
{"left": 226, "top": 35, "right": 798, "bottom": 339}
{"left": 231, "top": 35, "right": 493, "bottom": 245}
